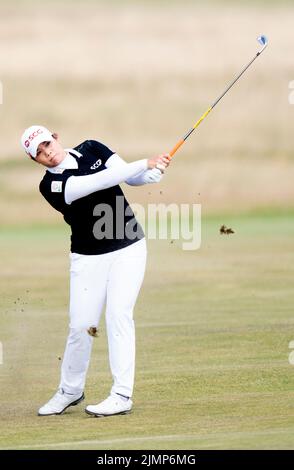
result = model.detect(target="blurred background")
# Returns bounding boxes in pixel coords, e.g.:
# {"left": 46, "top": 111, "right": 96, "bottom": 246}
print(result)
{"left": 1, "top": 0, "right": 294, "bottom": 450}
{"left": 0, "top": 0, "right": 293, "bottom": 223}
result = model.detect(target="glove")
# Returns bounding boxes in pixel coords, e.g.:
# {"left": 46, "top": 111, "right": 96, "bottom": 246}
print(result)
{"left": 126, "top": 167, "right": 163, "bottom": 186}
{"left": 142, "top": 168, "right": 163, "bottom": 184}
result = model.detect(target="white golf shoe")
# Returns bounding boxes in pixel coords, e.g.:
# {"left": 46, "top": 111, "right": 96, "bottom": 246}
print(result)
{"left": 85, "top": 394, "right": 133, "bottom": 417}
{"left": 38, "top": 388, "right": 85, "bottom": 416}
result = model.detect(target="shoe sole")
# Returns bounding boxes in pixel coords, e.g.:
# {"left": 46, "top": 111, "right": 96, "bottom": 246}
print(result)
{"left": 85, "top": 408, "right": 132, "bottom": 418}
{"left": 38, "top": 393, "right": 85, "bottom": 416}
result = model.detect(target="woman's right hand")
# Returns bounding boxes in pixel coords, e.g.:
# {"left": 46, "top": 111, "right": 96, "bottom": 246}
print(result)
{"left": 147, "top": 153, "right": 171, "bottom": 173}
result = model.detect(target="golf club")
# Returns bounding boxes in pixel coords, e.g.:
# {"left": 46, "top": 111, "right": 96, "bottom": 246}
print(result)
{"left": 169, "top": 35, "right": 268, "bottom": 158}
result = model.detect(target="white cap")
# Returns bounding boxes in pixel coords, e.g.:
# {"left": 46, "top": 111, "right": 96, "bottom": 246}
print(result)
{"left": 20, "top": 125, "right": 54, "bottom": 158}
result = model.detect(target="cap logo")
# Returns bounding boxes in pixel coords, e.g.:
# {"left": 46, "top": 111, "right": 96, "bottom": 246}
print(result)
{"left": 26, "top": 128, "right": 44, "bottom": 146}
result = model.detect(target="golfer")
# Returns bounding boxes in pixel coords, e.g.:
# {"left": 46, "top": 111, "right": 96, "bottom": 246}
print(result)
{"left": 21, "top": 125, "right": 170, "bottom": 417}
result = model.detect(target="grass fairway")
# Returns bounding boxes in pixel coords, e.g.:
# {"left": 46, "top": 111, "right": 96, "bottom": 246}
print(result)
{"left": 1, "top": 0, "right": 293, "bottom": 452}
{"left": 1, "top": 213, "right": 294, "bottom": 450}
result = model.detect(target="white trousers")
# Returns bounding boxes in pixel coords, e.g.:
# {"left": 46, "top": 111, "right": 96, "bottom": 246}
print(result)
{"left": 59, "top": 238, "right": 147, "bottom": 398}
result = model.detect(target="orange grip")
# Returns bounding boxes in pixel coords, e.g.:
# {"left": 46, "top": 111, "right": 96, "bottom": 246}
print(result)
{"left": 169, "top": 139, "right": 185, "bottom": 158}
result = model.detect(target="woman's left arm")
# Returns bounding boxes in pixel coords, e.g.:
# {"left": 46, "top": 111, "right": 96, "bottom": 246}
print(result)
{"left": 105, "top": 153, "right": 171, "bottom": 186}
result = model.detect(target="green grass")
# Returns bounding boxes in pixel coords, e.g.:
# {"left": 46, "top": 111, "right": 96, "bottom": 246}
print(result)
{"left": 1, "top": 213, "right": 294, "bottom": 449}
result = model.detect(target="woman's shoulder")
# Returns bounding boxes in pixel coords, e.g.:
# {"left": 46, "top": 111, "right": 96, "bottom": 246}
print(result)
{"left": 74, "top": 139, "right": 112, "bottom": 152}
{"left": 74, "top": 140, "right": 115, "bottom": 161}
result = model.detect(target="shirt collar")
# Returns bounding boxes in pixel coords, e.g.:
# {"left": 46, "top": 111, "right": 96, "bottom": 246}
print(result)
{"left": 47, "top": 149, "right": 80, "bottom": 173}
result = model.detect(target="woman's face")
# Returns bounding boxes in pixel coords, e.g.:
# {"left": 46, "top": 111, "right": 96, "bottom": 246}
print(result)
{"left": 35, "top": 137, "right": 66, "bottom": 167}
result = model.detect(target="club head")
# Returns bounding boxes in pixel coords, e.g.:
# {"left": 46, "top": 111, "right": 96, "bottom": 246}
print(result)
{"left": 257, "top": 35, "right": 268, "bottom": 52}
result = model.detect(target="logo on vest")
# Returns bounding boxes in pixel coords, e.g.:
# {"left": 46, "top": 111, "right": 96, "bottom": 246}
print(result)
{"left": 51, "top": 181, "right": 62, "bottom": 193}
{"left": 90, "top": 159, "right": 102, "bottom": 170}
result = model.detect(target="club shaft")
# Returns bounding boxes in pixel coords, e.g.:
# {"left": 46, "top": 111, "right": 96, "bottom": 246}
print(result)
{"left": 211, "top": 52, "right": 260, "bottom": 109}
{"left": 169, "top": 49, "right": 263, "bottom": 158}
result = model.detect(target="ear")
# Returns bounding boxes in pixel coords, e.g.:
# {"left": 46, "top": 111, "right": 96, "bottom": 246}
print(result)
{"left": 52, "top": 132, "right": 58, "bottom": 140}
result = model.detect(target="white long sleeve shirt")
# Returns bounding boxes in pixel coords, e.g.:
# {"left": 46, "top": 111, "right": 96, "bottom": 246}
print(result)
{"left": 48, "top": 151, "right": 163, "bottom": 205}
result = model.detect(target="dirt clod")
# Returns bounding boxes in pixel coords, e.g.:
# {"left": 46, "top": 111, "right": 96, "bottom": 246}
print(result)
{"left": 220, "top": 225, "right": 235, "bottom": 235}
{"left": 87, "top": 326, "right": 98, "bottom": 337}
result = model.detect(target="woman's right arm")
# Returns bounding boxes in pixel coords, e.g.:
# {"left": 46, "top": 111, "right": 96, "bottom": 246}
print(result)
{"left": 64, "top": 158, "right": 158, "bottom": 205}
